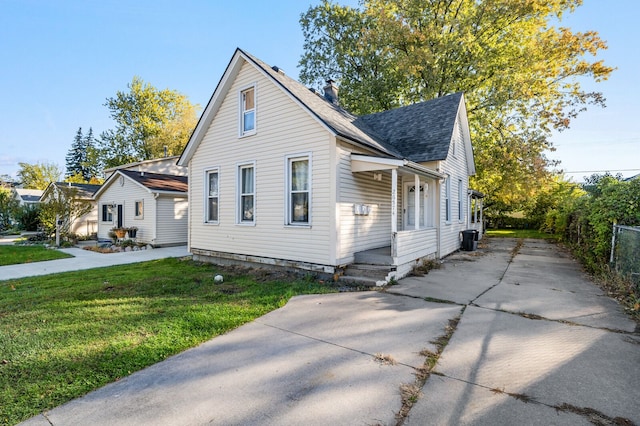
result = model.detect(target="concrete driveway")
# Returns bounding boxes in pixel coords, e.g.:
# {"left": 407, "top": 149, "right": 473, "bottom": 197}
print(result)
{"left": 19, "top": 238, "right": 639, "bottom": 425}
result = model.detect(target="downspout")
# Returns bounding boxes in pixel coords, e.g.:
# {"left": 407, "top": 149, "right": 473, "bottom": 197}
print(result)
{"left": 154, "top": 192, "right": 160, "bottom": 245}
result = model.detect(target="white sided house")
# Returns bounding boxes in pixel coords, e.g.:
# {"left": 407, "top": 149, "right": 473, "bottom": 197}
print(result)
{"left": 94, "top": 170, "right": 188, "bottom": 247}
{"left": 178, "top": 48, "right": 481, "bottom": 283}
{"left": 40, "top": 182, "right": 101, "bottom": 236}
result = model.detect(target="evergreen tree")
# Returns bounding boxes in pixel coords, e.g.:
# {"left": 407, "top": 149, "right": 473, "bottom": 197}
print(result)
{"left": 82, "top": 127, "right": 101, "bottom": 180}
{"left": 65, "top": 127, "right": 85, "bottom": 179}
{"left": 65, "top": 127, "right": 100, "bottom": 181}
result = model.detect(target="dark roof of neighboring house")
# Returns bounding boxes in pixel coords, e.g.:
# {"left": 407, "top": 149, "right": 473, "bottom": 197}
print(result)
{"left": 242, "top": 49, "right": 462, "bottom": 162}
{"left": 20, "top": 194, "right": 41, "bottom": 202}
{"left": 119, "top": 170, "right": 188, "bottom": 193}
{"left": 53, "top": 182, "right": 102, "bottom": 198}
{"left": 624, "top": 173, "right": 639, "bottom": 182}
{"left": 14, "top": 188, "right": 43, "bottom": 202}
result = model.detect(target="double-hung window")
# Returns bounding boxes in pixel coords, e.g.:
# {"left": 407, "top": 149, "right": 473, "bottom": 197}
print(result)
{"left": 287, "top": 155, "right": 310, "bottom": 225}
{"left": 238, "top": 163, "right": 255, "bottom": 224}
{"left": 134, "top": 200, "right": 144, "bottom": 219}
{"left": 101, "top": 204, "right": 113, "bottom": 222}
{"left": 205, "top": 169, "right": 219, "bottom": 223}
{"left": 240, "top": 86, "right": 256, "bottom": 136}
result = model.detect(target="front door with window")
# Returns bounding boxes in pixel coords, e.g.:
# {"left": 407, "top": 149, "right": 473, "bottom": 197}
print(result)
{"left": 404, "top": 183, "right": 425, "bottom": 229}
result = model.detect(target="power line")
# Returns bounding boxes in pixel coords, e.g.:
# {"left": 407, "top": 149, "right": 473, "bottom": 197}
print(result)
{"left": 563, "top": 168, "right": 640, "bottom": 173}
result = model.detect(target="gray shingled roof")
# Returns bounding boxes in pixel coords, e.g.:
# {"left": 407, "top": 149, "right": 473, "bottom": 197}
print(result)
{"left": 54, "top": 182, "right": 102, "bottom": 198}
{"left": 242, "top": 49, "right": 462, "bottom": 162}
{"left": 119, "top": 170, "right": 188, "bottom": 193}
{"left": 356, "top": 93, "right": 462, "bottom": 162}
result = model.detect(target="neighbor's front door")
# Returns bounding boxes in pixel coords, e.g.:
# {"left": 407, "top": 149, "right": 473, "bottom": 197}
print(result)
{"left": 117, "top": 205, "right": 123, "bottom": 228}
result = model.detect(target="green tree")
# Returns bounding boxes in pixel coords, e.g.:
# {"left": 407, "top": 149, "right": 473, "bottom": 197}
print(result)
{"left": 66, "top": 128, "right": 85, "bottom": 179}
{"left": 13, "top": 203, "right": 41, "bottom": 231}
{"left": 299, "top": 0, "right": 613, "bottom": 212}
{"left": 96, "top": 76, "right": 199, "bottom": 168}
{"left": 17, "top": 162, "right": 62, "bottom": 190}
{"left": 39, "top": 186, "right": 93, "bottom": 242}
{"left": 66, "top": 127, "right": 102, "bottom": 181}
{"left": 0, "top": 187, "right": 19, "bottom": 230}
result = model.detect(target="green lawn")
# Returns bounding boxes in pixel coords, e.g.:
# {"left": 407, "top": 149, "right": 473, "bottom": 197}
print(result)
{"left": 485, "top": 228, "right": 558, "bottom": 240}
{"left": 0, "top": 245, "right": 73, "bottom": 266}
{"left": 0, "top": 258, "right": 335, "bottom": 424}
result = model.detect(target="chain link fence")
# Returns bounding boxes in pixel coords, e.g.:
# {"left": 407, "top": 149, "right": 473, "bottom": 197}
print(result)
{"left": 611, "top": 224, "right": 640, "bottom": 286}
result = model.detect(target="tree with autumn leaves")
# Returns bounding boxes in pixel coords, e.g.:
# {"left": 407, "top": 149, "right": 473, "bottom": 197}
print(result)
{"left": 299, "top": 0, "right": 613, "bottom": 214}
{"left": 96, "top": 76, "right": 199, "bottom": 169}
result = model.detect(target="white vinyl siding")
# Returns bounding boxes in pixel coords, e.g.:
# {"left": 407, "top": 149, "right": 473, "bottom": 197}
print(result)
{"left": 336, "top": 144, "right": 391, "bottom": 264}
{"left": 70, "top": 200, "right": 98, "bottom": 236}
{"left": 155, "top": 196, "right": 188, "bottom": 246}
{"left": 188, "top": 61, "right": 333, "bottom": 265}
{"left": 438, "top": 118, "right": 471, "bottom": 257}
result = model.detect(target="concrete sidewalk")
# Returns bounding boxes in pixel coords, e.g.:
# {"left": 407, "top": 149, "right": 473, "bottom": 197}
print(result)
{"left": 16, "top": 238, "right": 640, "bottom": 425}
{"left": 0, "top": 245, "right": 190, "bottom": 280}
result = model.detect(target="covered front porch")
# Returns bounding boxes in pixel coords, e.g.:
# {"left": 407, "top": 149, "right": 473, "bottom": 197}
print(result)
{"left": 350, "top": 155, "right": 444, "bottom": 273}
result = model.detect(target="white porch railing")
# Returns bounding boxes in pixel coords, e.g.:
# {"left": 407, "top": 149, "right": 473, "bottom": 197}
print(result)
{"left": 392, "top": 228, "right": 438, "bottom": 265}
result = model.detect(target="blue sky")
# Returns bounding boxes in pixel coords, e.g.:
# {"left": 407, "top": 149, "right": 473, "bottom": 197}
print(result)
{"left": 1, "top": 0, "right": 638, "bottom": 182}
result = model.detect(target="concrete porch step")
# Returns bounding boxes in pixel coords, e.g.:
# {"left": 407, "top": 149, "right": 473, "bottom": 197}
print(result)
{"left": 337, "top": 275, "right": 384, "bottom": 287}
{"left": 339, "top": 263, "right": 396, "bottom": 287}
{"left": 343, "top": 264, "right": 395, "bottom": 280}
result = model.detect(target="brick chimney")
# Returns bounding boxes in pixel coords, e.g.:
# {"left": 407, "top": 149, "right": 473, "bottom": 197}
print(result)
{"left": 323, "top": 79, "right": 339, "bottom": 105}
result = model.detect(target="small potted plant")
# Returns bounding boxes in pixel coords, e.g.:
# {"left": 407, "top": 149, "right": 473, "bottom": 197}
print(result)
{"left": 127, "top": 227, "right": 138, "bottom": 238}
{"left": 111, "top": 227, "right": 127, "bottom": 239}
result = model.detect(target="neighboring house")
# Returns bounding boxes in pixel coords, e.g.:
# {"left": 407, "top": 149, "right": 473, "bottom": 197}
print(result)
{"left": 103, "top": 156, "right": 188, "bottom": 180}
{"left": 178, "top": 48, "right": 481, "bottom": 281}
{"left": 40, "top": 182, "right": 101, "bottom": 236}
{"left": 12, "top": 188, "right": 43, "bottom": 207}
{"left": 93, "top": 169, "right": 188, "bottom": 247}
{"left": 624, "top": 173, "right": 639, "bottom": 182}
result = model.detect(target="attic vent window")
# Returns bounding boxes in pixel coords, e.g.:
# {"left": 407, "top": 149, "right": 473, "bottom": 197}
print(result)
{"left": 240, "top": 85, "right": 256, "bottom": 136}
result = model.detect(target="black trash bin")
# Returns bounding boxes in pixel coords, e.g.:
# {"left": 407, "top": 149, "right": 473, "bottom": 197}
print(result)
{"left": 461, "top": 230, "right": 478, "bottom": 251}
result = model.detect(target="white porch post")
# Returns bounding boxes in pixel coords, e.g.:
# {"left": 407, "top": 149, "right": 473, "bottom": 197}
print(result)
{"left": 391, "top": 169, "right": 397, "bottom": 233}
{"left": 414, "top": 174, "right": 420, "bottom": 230}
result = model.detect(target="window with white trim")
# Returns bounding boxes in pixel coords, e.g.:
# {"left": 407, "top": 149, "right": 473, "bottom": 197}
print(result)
{"left": 287, "top": 155, "right": 310, "bottom": 225}
{"left": 458, "top": 179, "right": 463, "bottom": 221}
{"left": 134, "top": 200, "right": 144, "bottom": 218}
{"left": 205, "top": 169, "right": 219, "bottom": 223}
{"left": 101, "top": 204, "right": 113, "bottom": 222}
{"left": 445, "top": 177, "right": 451, "bottom": 223}
{"left": 237, "top": 163, "right": 255, "bottom": 224}
{"left": 240, "top": 86, "right": 256, "bottom": 136}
